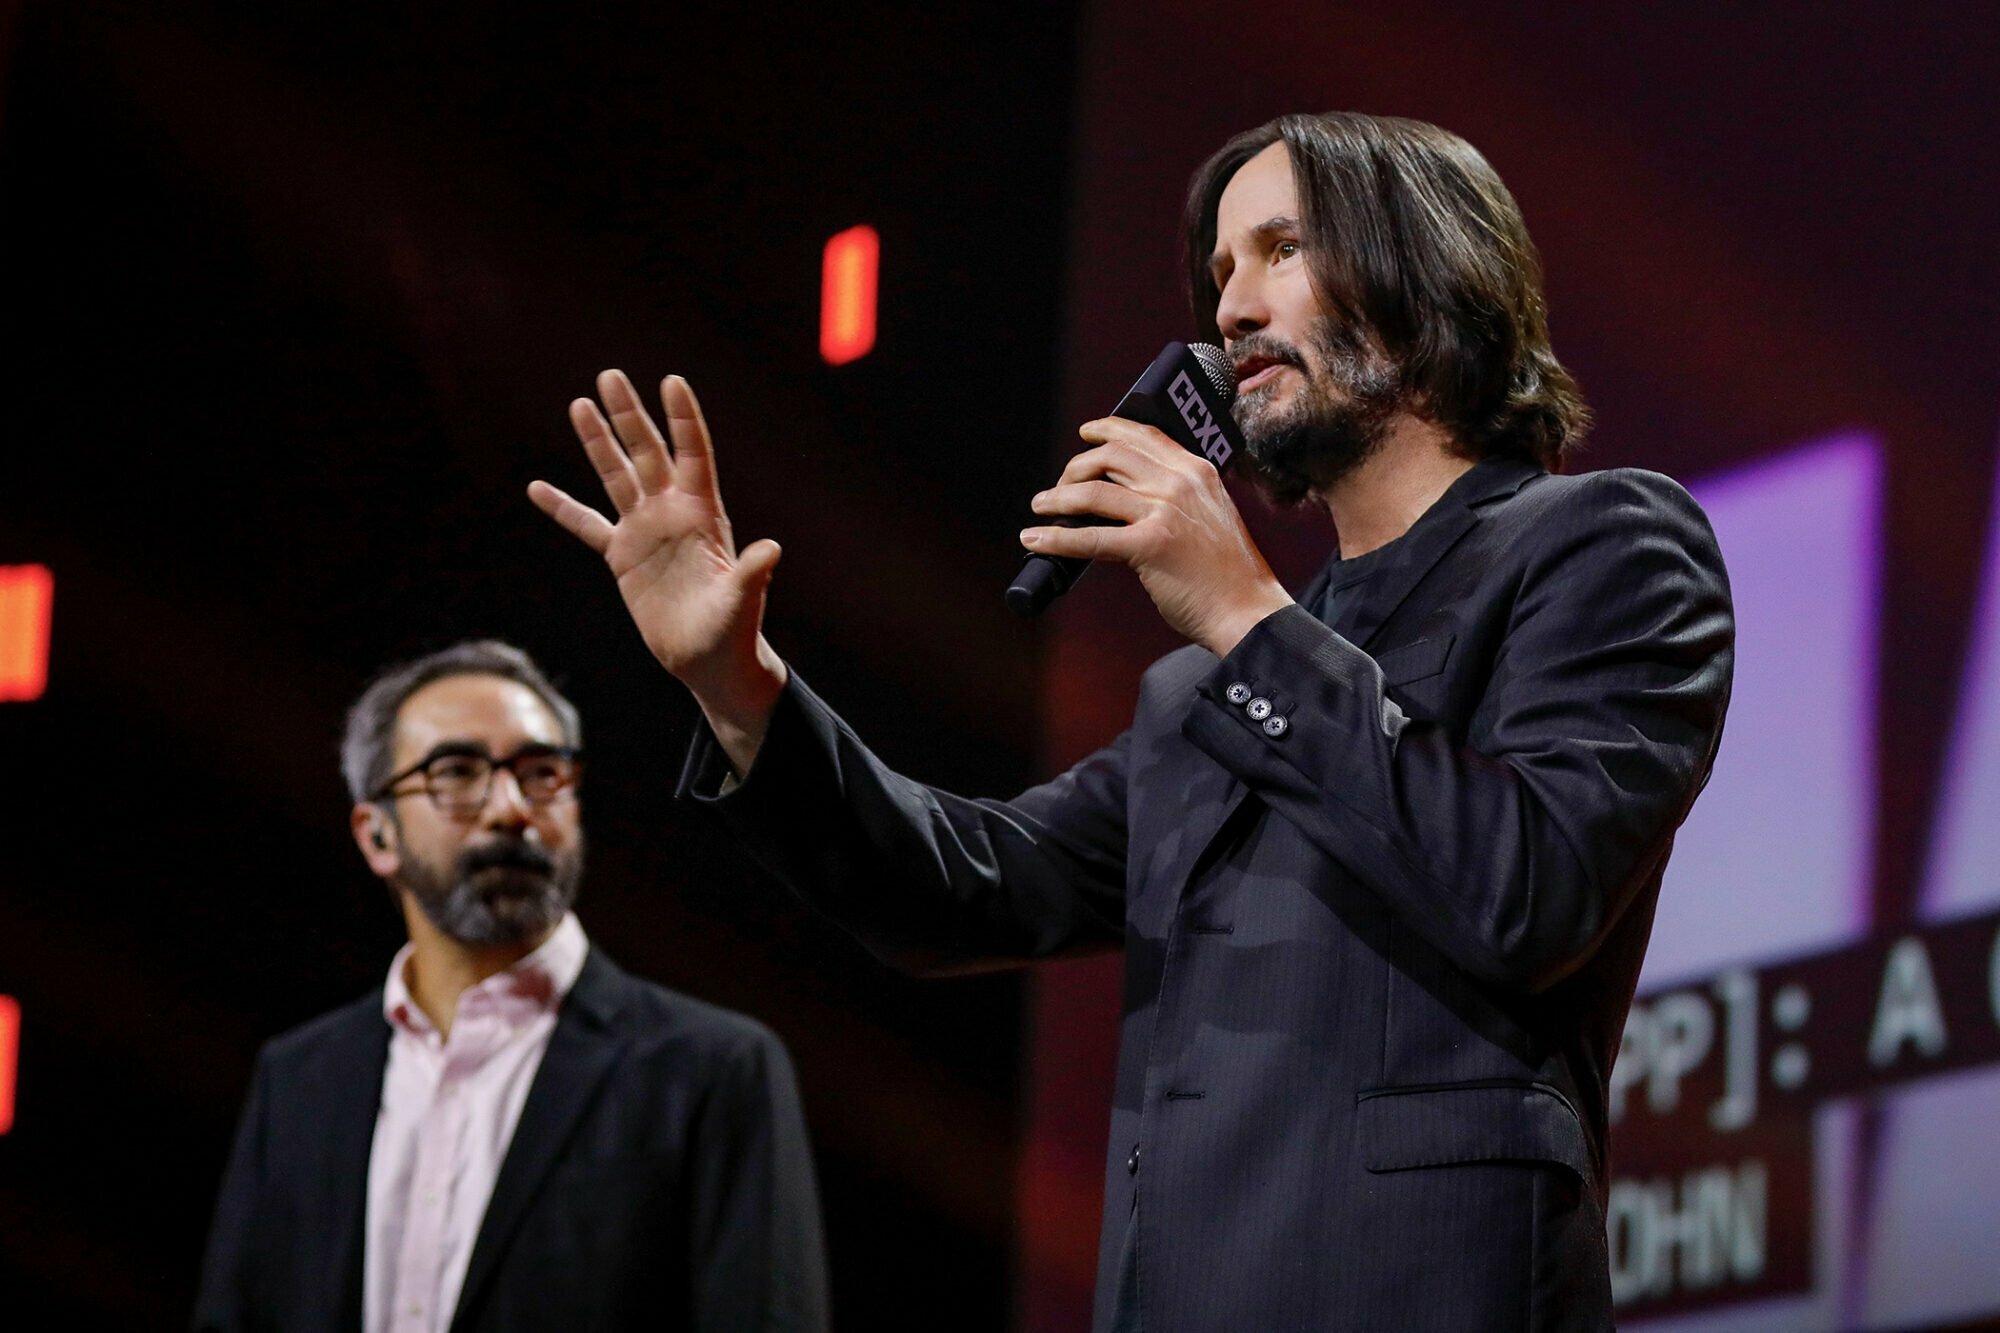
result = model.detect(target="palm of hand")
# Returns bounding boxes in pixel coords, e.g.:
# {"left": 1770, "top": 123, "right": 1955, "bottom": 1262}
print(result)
{"left": 527, "top": 371, "right": 783, "bottom": 689}
{"left": 606, "top": 489, "right": 748, "bottom": 675}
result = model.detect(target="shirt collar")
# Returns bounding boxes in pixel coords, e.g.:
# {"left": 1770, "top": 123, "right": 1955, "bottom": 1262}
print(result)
{"left": 381, "top": 912, "right": 590, "bottom": 1038}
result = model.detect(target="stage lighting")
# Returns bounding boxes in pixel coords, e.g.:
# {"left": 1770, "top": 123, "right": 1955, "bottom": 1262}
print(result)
{"left": 821, "top": 225, "right": 879, "bottom": 366}
{"left": 0, "top": 564, "right": 53, "bottom": 703}
{"left": 0, "top": 995, "right": 18, "bottom": 1135}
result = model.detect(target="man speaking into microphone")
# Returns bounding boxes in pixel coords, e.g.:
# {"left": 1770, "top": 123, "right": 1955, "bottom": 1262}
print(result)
{"left": 529, "top": 112, "right": 1734, "bottom": 1331}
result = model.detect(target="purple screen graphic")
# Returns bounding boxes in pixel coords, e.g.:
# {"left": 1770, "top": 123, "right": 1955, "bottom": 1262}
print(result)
{"left": 1647, "top": 434, "right": 1883, "bottom": 988}
{"left": 1620, "top": 433, "right": 2000, "bottom": 1329}
{"left": 1922, "top": 418, "right": 2000, "bottom": 922}
{"left": 1856, "top": 414, "right": 2000, "bottom": 1327}
{"left": 1619, "top": 435, "right": 1881, "bottom": 1330}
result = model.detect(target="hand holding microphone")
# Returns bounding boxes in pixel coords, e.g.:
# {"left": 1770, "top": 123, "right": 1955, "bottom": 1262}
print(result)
{"left": 1011, "top": 342, "right": 1296, "bottom": 657}
{"left": 1008, "top": 342, "right": 1242, "bottom": 614}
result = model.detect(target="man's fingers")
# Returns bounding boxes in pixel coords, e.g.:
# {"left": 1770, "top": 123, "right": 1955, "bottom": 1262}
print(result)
{"left": 527, "top": 480, "right": 615, "bottom": 556}
{"left": 1020, "top": 522, "right": 1138, "bottom": 564}
{"left": 569, "top": 398, "right": 644, "bottom": 515}
{"left": 1056, "top": 443, "right": 1118, "bottom": 488}
{"left": 1080, "top": 416, "right": 1190, "bottom": 462}
{"left": 1031, "top": 479, "right": 1148, "bottom": 525}
{"left": 596, "top": 369, "right": 676, "bottom": 494}
{"left": 660, "top": 375, "right": 723, "bottom": 507}
{"left": 1056, "top": 438, "right": 1165, "bottom": 490}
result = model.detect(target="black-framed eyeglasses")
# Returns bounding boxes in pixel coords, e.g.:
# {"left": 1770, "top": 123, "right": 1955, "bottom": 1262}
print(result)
{"left": 372, "top": 744, "right": 584, "bottom": 817}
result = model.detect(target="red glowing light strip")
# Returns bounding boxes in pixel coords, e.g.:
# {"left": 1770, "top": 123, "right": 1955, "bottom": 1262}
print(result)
{"left": 0, "top": 564, "right": 54, "bottom": 702}
{"left": 0, "top": 995, "right": 18, "bottom": 1135}
{"left": 820, "top": 225, "right": 879, "bottom": 365}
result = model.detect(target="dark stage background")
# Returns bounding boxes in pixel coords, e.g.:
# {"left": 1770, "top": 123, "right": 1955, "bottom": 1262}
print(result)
{"left": 5, "top": 3, "right": 2000, "bottom": 1331}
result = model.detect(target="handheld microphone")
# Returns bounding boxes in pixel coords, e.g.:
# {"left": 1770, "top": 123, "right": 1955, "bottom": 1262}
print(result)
{"left": 1006, "top": 341, "right": 1242, "bottom": 617}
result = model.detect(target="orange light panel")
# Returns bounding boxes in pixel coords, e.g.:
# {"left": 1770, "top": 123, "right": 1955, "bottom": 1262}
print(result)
{"left": 0, "top": 995, "right": 17, "bottom": 1135}
{"left": 820, "top": 225, "right": 879, "bottom": 366}
{"left": 0, "top": 564, "right": 53, "bottom": 702}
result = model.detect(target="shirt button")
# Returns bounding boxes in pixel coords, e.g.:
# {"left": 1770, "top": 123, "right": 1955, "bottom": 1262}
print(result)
{"left": 1246, "top": 696, "right": 1273, "bottom": 721}
{"left": 1263, "top": 715, "right": 1289, "bottom": 737}
{"left": 1127, "top": 1143, "right": 1141, "bottom": 1176}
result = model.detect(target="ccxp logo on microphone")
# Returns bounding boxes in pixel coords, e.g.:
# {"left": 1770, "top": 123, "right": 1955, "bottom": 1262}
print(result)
{"left": 1167, "top": 369, "right": 1233, "bottom": 469}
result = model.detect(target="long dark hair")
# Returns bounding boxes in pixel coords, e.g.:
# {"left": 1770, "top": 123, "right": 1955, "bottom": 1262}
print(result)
{"left": 1183, "top": 112, "right": 1590, "bottom": 469}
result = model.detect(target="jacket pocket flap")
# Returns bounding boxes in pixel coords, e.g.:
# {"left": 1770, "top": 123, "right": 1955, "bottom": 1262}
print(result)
{"left": 1374, "top": 635, "right": 1454, "bottom": 685}
{"left": 1356, "top": 1083, "right": 1590, "bottom": 1176}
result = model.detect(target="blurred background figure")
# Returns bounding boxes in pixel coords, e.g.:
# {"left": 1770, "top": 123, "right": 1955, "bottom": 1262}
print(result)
{"left": 193, "top": 642, "right": 826, "bottom": 1333}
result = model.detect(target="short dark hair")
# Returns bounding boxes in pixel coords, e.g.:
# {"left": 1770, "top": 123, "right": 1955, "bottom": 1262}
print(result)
{"left": 1183, "top": 111, "right": 1590, "bottom": 468}
{"left": 340, "top": 640, "right": 582, "bottom": 804}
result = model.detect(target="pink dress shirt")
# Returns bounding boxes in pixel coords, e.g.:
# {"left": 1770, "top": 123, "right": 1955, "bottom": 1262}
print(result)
{"left": 364, "top": 913, "right": 589, "bottom": 1333}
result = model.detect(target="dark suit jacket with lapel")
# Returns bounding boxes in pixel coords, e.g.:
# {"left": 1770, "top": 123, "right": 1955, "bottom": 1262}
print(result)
{"left": 679, "top": 458, "right": 1734, "bottom": 1332}
{"left": 193, "top": 948, "right": 828, "bottom": 1333}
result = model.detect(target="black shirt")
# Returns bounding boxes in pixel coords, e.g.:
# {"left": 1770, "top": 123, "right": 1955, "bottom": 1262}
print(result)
{"left": 1314, "top": 536, "right": 1399, "bottom": 635}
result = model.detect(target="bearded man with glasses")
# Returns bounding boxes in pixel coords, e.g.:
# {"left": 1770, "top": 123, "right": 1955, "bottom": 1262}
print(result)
{"left": 193, "top": 640, "right": 829, "bottom": 1333}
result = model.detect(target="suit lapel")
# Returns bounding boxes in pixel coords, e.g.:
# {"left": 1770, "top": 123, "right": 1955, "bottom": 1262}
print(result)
{"left": 305, "top": 999, "right": 390, "bottom": 1333}
{"left": 450, "top": 950, "right": 629, "bottom": 1332}
{"left": 1155, "top": 758, "right": 1250, "bottom": 909}
{"left": 1343, "top": 457, "right": 1542, "bottom": 651}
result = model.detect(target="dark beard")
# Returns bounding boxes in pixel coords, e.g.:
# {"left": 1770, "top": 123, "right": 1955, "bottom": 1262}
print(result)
{"left": 1229, "top": 323, "right": 1404, "bottom": 507}
{"left": 398, "top": 832, "right": 584, "bottom": 947}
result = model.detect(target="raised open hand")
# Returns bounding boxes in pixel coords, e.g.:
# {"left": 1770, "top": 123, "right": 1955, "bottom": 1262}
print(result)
{"left": 529, "top": 371, "right": 786, "bottom": 767}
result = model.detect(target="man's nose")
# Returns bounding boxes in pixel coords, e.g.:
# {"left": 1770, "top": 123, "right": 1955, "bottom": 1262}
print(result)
{"left": 1215, "top": 272, "right": 1265, "bottom": 343}
{"left": 480, "top": 767, "right": 534, "bottom": 825}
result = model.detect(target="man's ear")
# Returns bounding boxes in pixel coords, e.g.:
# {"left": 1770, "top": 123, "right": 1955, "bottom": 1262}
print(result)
{"left": 351, "top": 804, "right": 401, "bottom": 878}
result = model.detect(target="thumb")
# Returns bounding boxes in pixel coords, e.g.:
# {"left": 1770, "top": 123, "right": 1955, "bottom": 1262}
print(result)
{"left": 736, "top": 538, "right": 782, "bottom": 595}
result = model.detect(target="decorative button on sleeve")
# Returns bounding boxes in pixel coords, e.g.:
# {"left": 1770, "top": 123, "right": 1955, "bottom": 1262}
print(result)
{"left": 1262, "top": 715, "right": 1289, "bottom": 737}
{"left": 1225, "top": 682, "right": 1253, "bottom": 706}
{"left": 1246, "top": 697, "right": 1273, "bottom": 722}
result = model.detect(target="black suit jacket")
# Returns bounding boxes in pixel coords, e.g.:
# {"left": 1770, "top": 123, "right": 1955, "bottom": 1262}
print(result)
{"left": 680, "top": 458, "right": 1734, "bottom": 1331}
{"left": 193, "top": 948, "right": 828, "bottom": 1333}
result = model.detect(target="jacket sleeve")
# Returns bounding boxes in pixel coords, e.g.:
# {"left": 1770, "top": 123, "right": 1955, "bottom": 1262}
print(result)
{"left": 190, "top": 1050, "right": 271, "bottom": 1333}
{"left": 1182, "top": 469, "right": 1734, "bottom": 992}
{"left": 676, "top": 672, "right": 1129, "bottom": 974}
{"left": 687, "top": 1025, "right": 830, "bottom": 1333}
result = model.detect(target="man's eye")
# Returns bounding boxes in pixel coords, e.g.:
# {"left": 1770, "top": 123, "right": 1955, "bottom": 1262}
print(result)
{"left": 1275, "top": 240, "right": 1301, "bottom": 261}
{"left": 429, "top": 757, "right": 487, "bottom": 785}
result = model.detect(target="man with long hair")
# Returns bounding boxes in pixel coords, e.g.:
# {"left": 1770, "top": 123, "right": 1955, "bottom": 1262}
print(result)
{"left": 531, "top": 113, "right": 1733, "bottom": 1330}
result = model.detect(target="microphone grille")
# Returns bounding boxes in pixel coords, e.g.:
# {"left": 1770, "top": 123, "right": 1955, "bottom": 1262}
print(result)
{"left": 1190, "top": 342, "right": 1237, "bottom": 405}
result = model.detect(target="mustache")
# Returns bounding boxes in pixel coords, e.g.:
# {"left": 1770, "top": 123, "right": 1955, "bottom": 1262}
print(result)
{"left": 1230, "top": 333, "right": 1306, "bottom": 373}
{"left": 458, "top": 837, "right": 557, "bottom": 878}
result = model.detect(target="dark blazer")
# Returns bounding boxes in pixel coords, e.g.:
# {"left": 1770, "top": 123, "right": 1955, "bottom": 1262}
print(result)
{"left": 193, "top": 948, "right": 829, "bottom": 1333}
{"left": 681, "top": 458, "right": 1734, "bottom": 1332}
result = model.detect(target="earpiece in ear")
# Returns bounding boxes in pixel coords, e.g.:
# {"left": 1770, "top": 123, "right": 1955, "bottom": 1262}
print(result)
{"left": 372, "top": 828, "right": 389, "bottom": 851}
